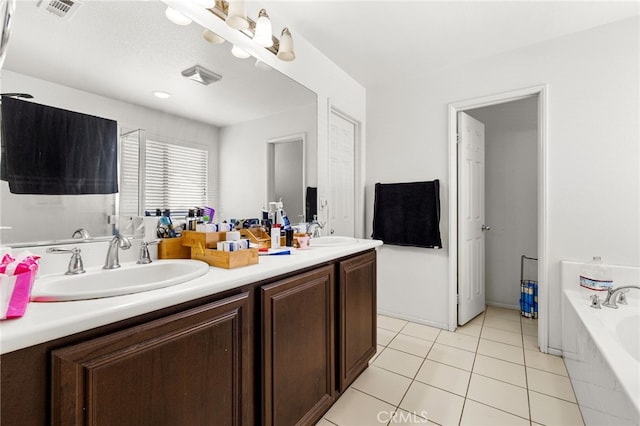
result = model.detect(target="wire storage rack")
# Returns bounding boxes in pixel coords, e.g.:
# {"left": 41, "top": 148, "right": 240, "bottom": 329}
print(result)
{"left": 519, "top": 255, "right": 538, "bottom": 318}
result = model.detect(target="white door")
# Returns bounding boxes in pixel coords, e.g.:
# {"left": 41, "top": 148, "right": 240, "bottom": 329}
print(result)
{"left": 328, "top": 110, "right": 356, "bottom": 237}
{"left": 458, "top": 112, "right": 487, "bottom": 325}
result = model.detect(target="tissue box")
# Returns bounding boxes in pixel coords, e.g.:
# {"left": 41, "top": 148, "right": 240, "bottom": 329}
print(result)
{"left": 0, "top": 253, "right": 40, "bottom": 320}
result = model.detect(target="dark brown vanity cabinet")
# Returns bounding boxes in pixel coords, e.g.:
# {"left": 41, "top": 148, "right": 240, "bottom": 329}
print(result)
{"left": 50, "top": 292, "right": 253, "bottom": 426}
{"left": 338, "top": 250, "right": 377, "bottom": 391}
{"left": 261, "top": 265, "right": 336, "bottom": 426}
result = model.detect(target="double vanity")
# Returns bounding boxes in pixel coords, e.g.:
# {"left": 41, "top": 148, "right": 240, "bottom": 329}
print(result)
{"left": 0, "top": 238, "right": 381, "bottom": 425}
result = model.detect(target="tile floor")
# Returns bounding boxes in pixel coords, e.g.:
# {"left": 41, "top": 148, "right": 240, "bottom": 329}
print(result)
{"left": 317, "top": 306, "right": 584, "bottom": 426}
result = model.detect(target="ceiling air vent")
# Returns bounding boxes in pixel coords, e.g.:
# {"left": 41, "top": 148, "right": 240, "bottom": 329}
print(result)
{"left": 37, "top": 0, "right": 82, "bottom": 20}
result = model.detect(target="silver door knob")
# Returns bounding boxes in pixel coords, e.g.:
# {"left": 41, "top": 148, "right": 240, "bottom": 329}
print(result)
{"left": 481, "top": 225, "right": 491, "bottom": 231}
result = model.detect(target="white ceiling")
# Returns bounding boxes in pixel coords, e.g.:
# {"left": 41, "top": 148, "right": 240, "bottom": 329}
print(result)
{"left": 266, "top": 0, "right": 640, "bottom": 88}
{"left": 3, "top": 1, "right": 638, "bottom": 126}
{"left": 3, "top": 0, "right": 316, "bottom": 127}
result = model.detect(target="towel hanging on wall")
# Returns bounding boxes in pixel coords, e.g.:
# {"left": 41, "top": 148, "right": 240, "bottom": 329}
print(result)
{"left": 0, "top": 96, "right": 118, "bottom": 195}
{"left": 372, "top": 180, "right": 442, "bottom": 248}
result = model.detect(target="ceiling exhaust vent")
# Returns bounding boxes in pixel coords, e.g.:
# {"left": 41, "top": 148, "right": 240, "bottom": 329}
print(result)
{"left": 181, "top": 65, "right": 223, "bottom": 86}
{"left": 37, "top": 0, "right": 83, "bottom": 20}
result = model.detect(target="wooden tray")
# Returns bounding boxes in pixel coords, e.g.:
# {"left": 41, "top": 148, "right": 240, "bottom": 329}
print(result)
{"left": 181, "top": 231, "right": 226, "bottom": 249}
{"left": 158, "top": 237, "right": 191, "bottom": 259}
{"left": 191, "top": 247, "right": 259, "bottom": 269}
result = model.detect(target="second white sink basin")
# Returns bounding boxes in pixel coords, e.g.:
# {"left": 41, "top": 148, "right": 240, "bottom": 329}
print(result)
{"left": 31, "top": 259, "right": 210, "bottom": 302}
{"left": 309, "top": 236, "right": 358, "bottom": 247}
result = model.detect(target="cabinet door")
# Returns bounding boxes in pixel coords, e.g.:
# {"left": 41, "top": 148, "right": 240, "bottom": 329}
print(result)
{"left": 51, "top": 292, "right": 252, "bottom": 426}
{"left": 339, "top": 250, "right": 377, "bottom": 391}
{"left": 262, "top": 266, "right": 335, "bottom": 426}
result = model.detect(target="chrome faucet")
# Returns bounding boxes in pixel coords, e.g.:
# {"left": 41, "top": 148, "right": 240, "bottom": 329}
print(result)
{"left": 602, "top": 285, "right": 640, "bottom": 309}
{"left": 137, "top": 240, "right": 161, "bottom": 264}
{"left": 306, "top": 220, "right": 325, "bottom": 238}
{"left": 103, "top": 233, "right": 132, "bottom": 269}
{"left": 71, "top": 228, "right": 91, "bottom": 240}
{"left": 46, "top": 247, "right": 85, "bottom": 275}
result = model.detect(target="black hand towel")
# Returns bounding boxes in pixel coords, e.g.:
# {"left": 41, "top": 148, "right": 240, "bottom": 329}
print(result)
{"left": 305, "top": 186, "right": 317, "bottom": 221}
{"left": 1, "top": 96, "right": 118, "bottom": 195}
{"left": 372, "top": 180, "right": 442, "bottom": 248}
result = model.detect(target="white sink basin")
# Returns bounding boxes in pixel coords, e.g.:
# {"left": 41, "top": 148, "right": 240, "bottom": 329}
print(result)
{"left": 31, "top": 259, "right": 209, "bottom": 302}
{"left": 309, "top": 236, "right": 358, "bottom": 247}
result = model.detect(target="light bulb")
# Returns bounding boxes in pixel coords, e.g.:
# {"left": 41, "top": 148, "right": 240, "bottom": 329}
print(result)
{"left": 231, "top": 45, "right": 250, "bottom": 59}
{"left": 253, "top": 9, "right": 273, "bottom": 48}
{"left": 165, "top": 6, "right": 192, "bottom": 26}
{"left": 226, "top": 0, "right": 249, "bottom": 30}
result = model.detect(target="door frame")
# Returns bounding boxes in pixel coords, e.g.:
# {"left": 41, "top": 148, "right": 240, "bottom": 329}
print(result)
{"left": 266, "top": 132, "right": 306, "bottom": 219}
{"left": 447, "top": 85, "right": 550, "bottom": 353}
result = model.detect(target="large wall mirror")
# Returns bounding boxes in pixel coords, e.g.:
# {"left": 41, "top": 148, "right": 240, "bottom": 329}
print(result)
{"left": 0, "top": 0, "right": 317, "bottom": 246}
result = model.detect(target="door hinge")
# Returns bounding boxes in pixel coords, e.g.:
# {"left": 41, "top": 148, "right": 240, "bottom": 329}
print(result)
{"left": 456, "top": 133, "right": 460, "bottom": 143}
{"left": 456, "top": 294, "right": 460, "bottom": 305}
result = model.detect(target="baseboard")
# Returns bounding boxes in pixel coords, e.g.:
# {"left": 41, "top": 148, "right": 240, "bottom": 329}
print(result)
{"left": 376, "top": 309, "right": 449, "bottom": 331}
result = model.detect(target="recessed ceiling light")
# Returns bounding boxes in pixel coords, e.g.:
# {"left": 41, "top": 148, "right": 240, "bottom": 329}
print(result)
{"left": 153, "top": 91, "right": 171, "bottom": 99}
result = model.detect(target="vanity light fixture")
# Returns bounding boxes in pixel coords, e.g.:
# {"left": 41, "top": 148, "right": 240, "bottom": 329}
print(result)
{"left": 277, "top": 27, "right": 295, "bottom": 62}
{"left": 202, "top": 29, "right": 225, "bottom": 44}
{"left": 252, "top": 9, "right": 273, "bottom": 48}
{"left": 230, "top": 45, "right": 250, "bottom": 59}
{"left": 225, "top": 0, "right": 248, "bottom": 30}
{"left": 192, "top": 0, "right": 216, "bottom": 8}
{"left": 165, "top": 6, "right": 192, "bottom": 25}
{"left": 181, "top": 65, "right": 223, "bottom": 85}
{"left": 153, "top": 91, "right": 171, "bottom": 99}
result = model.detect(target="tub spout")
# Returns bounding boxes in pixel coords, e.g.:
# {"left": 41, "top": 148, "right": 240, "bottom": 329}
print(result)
{"left": 602, "top": 285, "right": 640, "bottom": 309}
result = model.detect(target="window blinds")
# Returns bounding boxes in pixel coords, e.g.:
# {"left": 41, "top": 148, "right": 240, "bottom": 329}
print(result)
{"left": 120, "top": 135, "right": 209, "bottom": 216}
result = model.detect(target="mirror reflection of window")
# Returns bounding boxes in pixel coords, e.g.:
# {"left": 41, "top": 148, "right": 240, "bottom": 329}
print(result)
{"left": 120, "top": 132, "right": 209, "bottom": 217}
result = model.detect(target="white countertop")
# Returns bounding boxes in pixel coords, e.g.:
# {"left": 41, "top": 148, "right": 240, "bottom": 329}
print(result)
{"left": 0, "top": 239, "right": 382, "bottom": 355}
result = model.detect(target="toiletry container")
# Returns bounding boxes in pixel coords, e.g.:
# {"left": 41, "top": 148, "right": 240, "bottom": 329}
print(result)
{"left": 271, "top": 224, "right": 281, "bottom": 249}
{"left": 579, "top": 256, "right": 613, "bottom": 291}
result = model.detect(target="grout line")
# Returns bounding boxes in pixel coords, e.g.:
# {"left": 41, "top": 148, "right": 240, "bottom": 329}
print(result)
{"left": 522, "top": 315, "right": 533, "bottom": 423}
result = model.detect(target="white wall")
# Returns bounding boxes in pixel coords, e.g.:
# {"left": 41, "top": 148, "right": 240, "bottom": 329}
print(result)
{"left": 0, "top": 71, "right": 219, "bottom": 244}
{"left": 367, "top": 17, "right": 640, "bottom": 350}
{"left": 467, "top": 97, "right": 538, "bottom": 309}
{"left": 218, "top": 104, "right": 316, "bottom": 220}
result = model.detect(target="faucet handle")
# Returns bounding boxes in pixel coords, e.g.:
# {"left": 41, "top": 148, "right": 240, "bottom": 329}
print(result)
{"left": 137, "top": 240, "right": 161, "bottom": 264}
{"left": 617, "top": 289, "right": 630, "bottom": 305}
{"left": 589, "top": 294, "right": 601, "bottom": 309}
{"left": 46, "top": 247, "right": 85, "bottom": 275}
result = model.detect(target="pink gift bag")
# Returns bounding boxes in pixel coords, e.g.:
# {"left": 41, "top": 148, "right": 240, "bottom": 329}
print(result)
{"left": 0, "top": 252, "right": 40, "bottom": 320}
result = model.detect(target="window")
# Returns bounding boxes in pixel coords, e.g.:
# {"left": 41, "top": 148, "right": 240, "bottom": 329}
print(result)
{"left": 120, "top": 132, "right": 209, "bottom": 216}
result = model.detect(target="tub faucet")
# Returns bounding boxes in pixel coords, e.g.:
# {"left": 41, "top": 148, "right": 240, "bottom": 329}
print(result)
{"left": 103, "top": 233, "right": 132, "bottom": 269}
{"left": 602, "top": 285, "right": 640, "bottom": 309}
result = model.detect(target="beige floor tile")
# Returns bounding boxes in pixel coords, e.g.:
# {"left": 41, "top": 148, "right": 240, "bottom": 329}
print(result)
{"left": 400, "top": 322, "right": 441, "bottom": 341}
{"left": 378, "top": 315, "right": 409, "bottom": 332}
{"left": 415, "top": 360, "right": 471, "bottom": 396}
{"left": 477, "top": 339, "right": 524, "bottom": 365}
{"left": 400, "top": 381, "right": 464, "bottom": 426}
{"left": 472, "top": 354, "right": 526, "bottom": 387}
{"left": 523, "top": 333, "right": 538, "bottom": 350}
{"left": 483, "top": 316, "right": 522, "bottom": 333}
{"left": 526, "top": 367, "right": 576, "bottom": 402}
{"left": 481, "top": 326, "right": 523, "bottom": 347}
{"left": 529, "top": 390, "right": 584, "bottom": 426}
{"left": 324, "top": 387, "right": 395, "bottom": 426}
{"left": 314, "top": 419, "right": 336, "bottom": 426}
{"left": 427, "top": 343, "right": 476, "bottom": 371}
{"left": 388, "top": 333, "right": 434, "bottom": 358}
{"left": 351, "top": 365, "right": 413, "bottom": 406}
{"left": 460, "top": 400, "right": 529, "bottom": 426}
{"left": 467, "top": 311, "right": 486, "bottom": 325}
{"left": 369, "top": 345, "right": 386, "bottom": 365}
{"left": 521, "top": 320, "right": 538, "bottom": 337}
{"left": 378, "top": 328, "right": 397, "bottom": 346}
{"left": 455, "top": 322, "right": 482, "bottom": 337}
{"left": 524, "top": 349, "right": 568, "bottom": 376}
{"left": 485, "top": 306, "right": 521, "bottom": 322}
{"left": 386, "top": 409, "right": 432, "bottom": 425}
{"left": 372, "top": 347, "right": 424, "bottom": 379}
{"left": 436, "top": 330, "right": 479, "bottom": 352}
{"left": 467, "top": 374, "right": 530, "bottom": 419}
